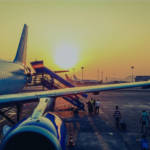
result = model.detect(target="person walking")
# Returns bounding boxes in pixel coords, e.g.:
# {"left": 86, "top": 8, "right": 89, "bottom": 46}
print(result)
{"left": 89, "top": 97, "right": 95, "bottom": 114}
{"left": 95, "top": 100, "right": 100, "bottom": 114}
{"left": 93, "top": 99, "right": 96, "bottom": 114}
{"left": 87, "top": 100, "right": 93, "bottom": 115}
{"left": 113, "top": 105, "right": 121, "bottom": 129}
{"left": 140, "top": 110, "right": 149, "bottom": 134}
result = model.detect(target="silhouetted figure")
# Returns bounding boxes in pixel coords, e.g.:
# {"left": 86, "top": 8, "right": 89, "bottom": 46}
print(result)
{"left": 95, "top": 100, "right": 100, "bottom": 114}
{"left": 87, "top": 100, "right": 93, "bottom": 115}
{"left": 113, "top": 105, "right": 121, "bottom": 129}
{"left": 90, "top": 98, "right": 94, "bottom": 113}
{"left": 140, "top": 110, "right": 149, "bottom": 134}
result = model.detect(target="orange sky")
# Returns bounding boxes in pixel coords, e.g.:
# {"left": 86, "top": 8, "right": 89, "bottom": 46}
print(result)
{"left": 0, "top": 0, "right": 150, "bottom": 81}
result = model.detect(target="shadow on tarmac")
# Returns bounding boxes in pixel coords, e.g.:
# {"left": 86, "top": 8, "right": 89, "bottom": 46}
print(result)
{"left": 65, "top": 112, "right": 132, "bottom": 150}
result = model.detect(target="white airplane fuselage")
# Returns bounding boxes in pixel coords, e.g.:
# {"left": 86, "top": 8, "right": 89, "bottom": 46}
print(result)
{"left": 0, "top": 60, "right": 27, "bottom": 94}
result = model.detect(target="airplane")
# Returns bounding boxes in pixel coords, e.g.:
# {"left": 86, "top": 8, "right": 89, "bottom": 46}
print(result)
{"left": 1, "top": 81, "right": 150, "bottom": 150}
{"left": 0, "top": 24, "right": 31, "bottom": 95}
{"left": 65, "top": 74, "right": 102, "bottom": 86}
{"left": 1, "top": 24, "right": 150, "bottom": 150}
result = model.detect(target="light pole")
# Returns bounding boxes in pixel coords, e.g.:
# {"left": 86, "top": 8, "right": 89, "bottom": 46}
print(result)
{"left": 81, "top": 66, "right": 84, "bottom": 81}
{"left": 131, "top": 66, "right": 134, "bottom": 82}
{"left": 97, "top": 69, "right": 99, "bottom": 81}
{"left": 101, "top": 71, "right": 103, "bottom": 83}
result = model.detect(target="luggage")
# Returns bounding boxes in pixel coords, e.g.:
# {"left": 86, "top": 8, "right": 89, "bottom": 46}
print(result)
{"left": 120, "top": 121, "right": 127, "bottom": 131}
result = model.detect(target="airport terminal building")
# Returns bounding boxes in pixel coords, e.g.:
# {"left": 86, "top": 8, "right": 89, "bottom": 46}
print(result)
{"left": 135, "top": 76, "right": 150, "bottom": 82}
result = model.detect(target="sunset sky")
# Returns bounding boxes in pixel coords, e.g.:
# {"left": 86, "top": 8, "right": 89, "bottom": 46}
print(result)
{"left": 0, "top": 0, "right": 150, "bottom": 81}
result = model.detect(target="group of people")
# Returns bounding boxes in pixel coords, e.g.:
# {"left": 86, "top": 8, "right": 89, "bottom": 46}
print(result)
{"left": 86, "top": 98, "right": 100, "bottom": 115}
{"left": 87, "top": 99, "right": 150, "bottom": 149}
{"left": 113, "top": 106, "right": 150, "bottom": 150}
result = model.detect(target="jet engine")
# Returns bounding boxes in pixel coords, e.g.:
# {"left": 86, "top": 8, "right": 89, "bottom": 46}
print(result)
{"left": 0, "top": 112, "right": 66, "bottom": 150}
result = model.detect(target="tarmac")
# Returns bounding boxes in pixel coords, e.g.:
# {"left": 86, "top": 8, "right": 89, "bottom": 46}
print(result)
{"left": 1, "top": 86, "right": 150, "bottom": 150}
{"left": 55, "top": 89, "right": 150, "bottom": 150}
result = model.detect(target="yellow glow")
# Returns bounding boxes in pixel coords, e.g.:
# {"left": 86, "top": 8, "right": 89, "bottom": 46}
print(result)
{"left": 1, "top": 1, "right": 150, "bottom": 79}
{"left": 53, "top": 43, "right": 79, "bottom": 69}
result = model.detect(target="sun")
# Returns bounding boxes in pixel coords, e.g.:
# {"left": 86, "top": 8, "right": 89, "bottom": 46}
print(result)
{"left": 53, "top": 44, "right": 78, "bottom": 69}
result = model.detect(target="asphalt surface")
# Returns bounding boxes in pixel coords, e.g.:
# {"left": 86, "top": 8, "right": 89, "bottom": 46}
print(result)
{"left": 56, "top": 90, "right": 150, "bottom": 150}
{"left": 1, "top": 87, "right": 150, "bottom": 150}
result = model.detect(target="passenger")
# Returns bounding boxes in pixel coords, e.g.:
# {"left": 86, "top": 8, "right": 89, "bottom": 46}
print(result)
{"left": 140, "top": 110, "right": 149, "bottom": 134}
{"left": 141, "top": 134, "right": 149, "bottom": 150}
{"left": 93, "top": 99, "right": 96, "bottom": 113}
{"left": 90, "top": 98, "right": 94, "bottom": 114}
{"left": 95, "top": 100, "right": 100, "bottom": 114}
{"left": 87, "top": 100, "right": 93, "bottom": 115}
{"left": 113, "top": 105, "right": 121, "bottom": 129}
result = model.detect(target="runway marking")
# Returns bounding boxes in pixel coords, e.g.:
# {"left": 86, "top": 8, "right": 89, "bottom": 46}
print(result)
{"left": 88, "top": 116, "right": 110, "bottom": 150}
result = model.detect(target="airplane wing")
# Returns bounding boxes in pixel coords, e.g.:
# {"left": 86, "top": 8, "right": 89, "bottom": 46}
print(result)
{"left": 0, "top": 80, "right": 150, "bottom": 107}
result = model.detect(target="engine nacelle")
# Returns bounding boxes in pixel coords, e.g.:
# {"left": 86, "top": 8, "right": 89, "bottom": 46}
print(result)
{"left": 0, "top": 112, "right": 66, "bottom": 150}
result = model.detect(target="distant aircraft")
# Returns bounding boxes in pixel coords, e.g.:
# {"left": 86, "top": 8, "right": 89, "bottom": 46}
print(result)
{"left": 1, "top": 25, "right": 150, "bottom": 150}
{"left": 65, "top": 74, "right": 102, "bottom": 86}
{"left": 0, "top": 24, "right": 31, "bottom": 94}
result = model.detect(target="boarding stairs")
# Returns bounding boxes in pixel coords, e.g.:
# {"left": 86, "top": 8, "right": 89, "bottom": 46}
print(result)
{"left": 30, "top": 61, "right": 87, "bottom": 110}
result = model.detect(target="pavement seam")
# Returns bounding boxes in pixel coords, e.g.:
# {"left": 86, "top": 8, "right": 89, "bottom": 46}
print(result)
{"left": 88, "top": 116, "right": 110, "bottom": 150}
